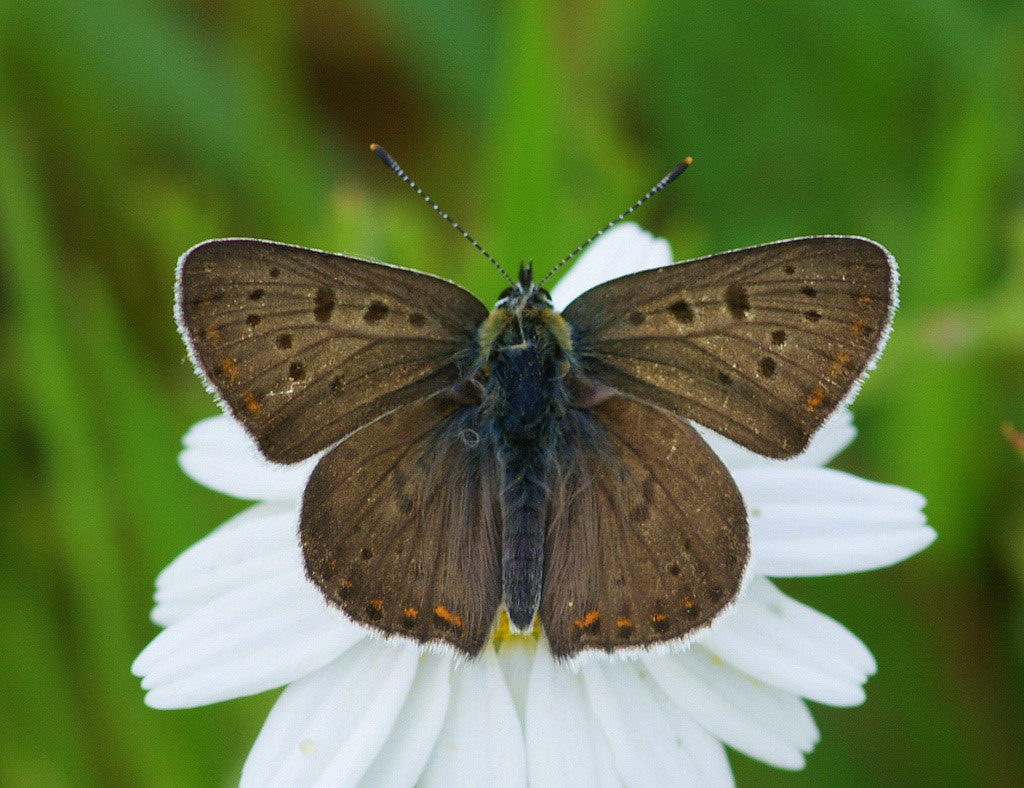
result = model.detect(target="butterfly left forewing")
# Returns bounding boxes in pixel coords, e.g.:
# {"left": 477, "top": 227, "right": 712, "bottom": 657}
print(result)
{"left": 176, "top": 239, "right": 487, "bottom": 463}
{"left": 562, "top": 236, "right": 894, "bottom": 458}
{"left": 301, "top": 395, "right": 503, "bottom": 655}
{"left": 541, "top": 396, "right": 748, "bottom": 658}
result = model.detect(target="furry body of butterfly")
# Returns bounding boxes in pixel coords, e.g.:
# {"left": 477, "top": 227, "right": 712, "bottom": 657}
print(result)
{"left": 476, "top": 267, "right": 574, "bottom": 631}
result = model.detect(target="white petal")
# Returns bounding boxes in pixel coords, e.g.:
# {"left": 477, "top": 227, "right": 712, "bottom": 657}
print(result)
{"left": 525, "top": 641, "right": 619, "bottom": 788}
{"left": 358, "top": 652, "right": 453, "bottom": 788}
{"left": 696, "top": 407, "right": 857, "bottom": 471}
{"left": 419, "top": 645, "right": 526, "bottom": 787}
{"left": 134, "top": 573, "right": 364, "bottom": 708}
{"left": 702, "top": 577, "right": 875, "bottom": 707}
{"left": 582, "top": 659, "right": 717, "bottom": 787}
{"left": 179, "top": 414, "right": 317, "bottom": 500}
{"left": 550, "top": 223, "right": 673, "bottom": 309}
{"left": 240, "top": 639, "right": 421, "bottom": 787}
{"left": 647, "top": 647, "right": 819, "bottom": 769}
{"left": 657, "top": 701, "right": 735, "bottom": 787}
{"left": 496, "top": 636, "right": 536, "bottom": 722}
{"left": 151, "top": 502, "right": 299, "bottom": 625}
{"left": 743, "top": 468, "right": 934, "bottom": 577}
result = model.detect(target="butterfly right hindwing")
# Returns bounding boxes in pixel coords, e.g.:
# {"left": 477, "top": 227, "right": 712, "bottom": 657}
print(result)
{"left": 541, "top": 396, "right": 749, "bottom": 658}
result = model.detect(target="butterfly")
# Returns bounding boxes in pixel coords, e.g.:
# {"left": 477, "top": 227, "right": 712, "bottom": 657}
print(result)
{"left": 175, "top": 150, "right": 895, "bottom": 659}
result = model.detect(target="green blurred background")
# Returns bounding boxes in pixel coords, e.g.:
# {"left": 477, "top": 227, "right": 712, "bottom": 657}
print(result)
{"left": 1, "top": 0, "right": 1023, "bottom": 785}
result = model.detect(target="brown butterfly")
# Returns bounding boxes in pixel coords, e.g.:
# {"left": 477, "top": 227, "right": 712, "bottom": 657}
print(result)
{"left": 175, "top": 149, "right": 895, "bottom": 659}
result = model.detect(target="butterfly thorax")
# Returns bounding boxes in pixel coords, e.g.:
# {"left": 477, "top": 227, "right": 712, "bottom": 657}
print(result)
{"left": 473, "top": 264, "right": 575, "bottom": 631}
{"left": 474, "top": 265, "right": 574, "bottom": 425}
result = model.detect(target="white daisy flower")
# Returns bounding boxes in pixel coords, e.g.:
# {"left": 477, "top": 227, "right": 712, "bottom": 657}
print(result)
{"left": 135, "top": 223, "right": 934, "bottom": 786}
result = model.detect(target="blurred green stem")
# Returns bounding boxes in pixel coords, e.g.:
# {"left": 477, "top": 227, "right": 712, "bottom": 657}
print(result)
{"left": 0, "top": 78, "right": 178, "bottom": 783}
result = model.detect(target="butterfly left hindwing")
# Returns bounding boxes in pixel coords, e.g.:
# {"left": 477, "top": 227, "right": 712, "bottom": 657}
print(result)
{"left": 301, "top": 394, "right": 504, "bottom": 655}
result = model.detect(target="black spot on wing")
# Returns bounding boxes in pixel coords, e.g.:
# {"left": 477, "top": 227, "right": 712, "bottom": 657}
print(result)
{"left": 724, "top": 284, "right": 750, "bottom": 319}
{"left": 314, "top": 287, "right": 335, "bottom": 322}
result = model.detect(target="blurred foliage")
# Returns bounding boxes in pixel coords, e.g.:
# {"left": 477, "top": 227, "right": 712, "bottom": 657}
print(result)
{"left": 1, "top": 0, "right": 1023, "bottom": 784}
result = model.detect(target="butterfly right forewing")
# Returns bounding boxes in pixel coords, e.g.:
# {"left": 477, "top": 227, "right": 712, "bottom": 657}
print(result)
{"left": 562, "top": 236, "right": 894, "bottom": 458}
{"left": 176, "top": 239, "right": 488, "bottom": 464}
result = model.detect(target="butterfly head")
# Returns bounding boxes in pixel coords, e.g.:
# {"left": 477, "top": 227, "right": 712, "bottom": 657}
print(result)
{"left": 495, "top": 263, "right": 553, "bottom": 314}
{"left": 474, "top": 262, "right": 572, "bottom": 371}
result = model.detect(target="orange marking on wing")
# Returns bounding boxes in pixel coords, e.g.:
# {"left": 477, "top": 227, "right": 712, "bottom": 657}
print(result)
{"left": 805, "top": 386, "right": 825, "bottom": 412}
{"left": 205, "top": 326, "right": 220, "bottom": 341}
{"left": 433, "top": 604, "right": 463, "bottom": 629}
{"left": 682, "top": 597, "right": 695, "bottom": 610}
{"left": 572, "top": 610, "right": 601, "bottom": 630}
{"left": 219, "top": 357, "right": 238, "bottom": 383}
{"left": 367, "top": 599, "right": 384, "bottom": 612}
{"left": 403, "top": 607, "right": 418, "bottom": 619}
{"left": 242, "top": 391, "right": 262, "bottom": 415}
{"left": 616, "top": 616, "right": 633, "bottom": 628}
{"left": 828, "top": 351, "right": 852, "bottom": 377}
{"left": 851, "top": 319, "right": 865, "bottom": 335}
{"left": 651, "top": 612, "right": 667, "bottom": 624}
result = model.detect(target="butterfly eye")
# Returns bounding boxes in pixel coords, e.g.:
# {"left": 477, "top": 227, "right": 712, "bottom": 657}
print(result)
{"left": 498, "top": 286, "right": 515, "bottom": 300}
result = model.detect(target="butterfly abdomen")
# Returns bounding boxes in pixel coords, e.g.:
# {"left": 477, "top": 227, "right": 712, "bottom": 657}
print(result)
{"left": 500, "top": 436, "right": 551, "bottom": 631}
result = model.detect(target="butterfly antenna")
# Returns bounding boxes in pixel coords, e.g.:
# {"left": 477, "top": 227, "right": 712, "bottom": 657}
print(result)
{"left": 538, "top": 157, "right": 692, "bottom": 287}
{"left": 370, "top": 144, "right": 514, "bottom": 286}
